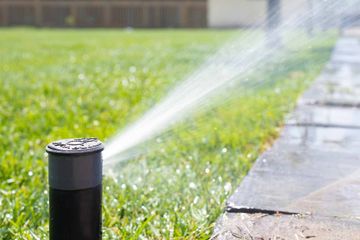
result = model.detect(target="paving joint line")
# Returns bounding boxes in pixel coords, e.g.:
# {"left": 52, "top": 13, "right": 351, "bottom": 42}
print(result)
{"left": 303, "top": 101, "right": 360, "bottom": 108}
{"left": 286, "top": 122, "right": 360, "bottom": 130}
{"left": 225, "top": 207, "right": 298, "bottom": 216}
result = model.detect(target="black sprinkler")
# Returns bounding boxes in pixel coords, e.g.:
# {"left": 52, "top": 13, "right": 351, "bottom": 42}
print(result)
{"left": 46, "top": 138, "right": 104, "bottom": 240}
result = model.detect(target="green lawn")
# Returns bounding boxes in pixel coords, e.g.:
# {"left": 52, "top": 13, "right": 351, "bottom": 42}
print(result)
{"left": 0, "top": 29, "right": 335, "bottom": 239}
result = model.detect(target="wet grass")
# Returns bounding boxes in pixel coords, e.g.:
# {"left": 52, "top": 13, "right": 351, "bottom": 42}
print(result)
{"left": 0, "top": 28, "right": 335, "bottom": 239}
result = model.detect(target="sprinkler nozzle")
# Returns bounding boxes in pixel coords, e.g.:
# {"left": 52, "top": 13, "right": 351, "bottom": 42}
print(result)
{"left": 46, "top": 138, "right": 104, "bottom": 240}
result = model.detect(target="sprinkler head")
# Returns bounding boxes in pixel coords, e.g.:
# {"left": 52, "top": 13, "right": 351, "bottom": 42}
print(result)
{"left": 46, "top": 138, "right": 104, "bottom": 240}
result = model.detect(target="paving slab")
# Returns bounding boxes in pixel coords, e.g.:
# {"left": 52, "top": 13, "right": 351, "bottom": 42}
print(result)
{"left": 331, "top": 38, "right": 360, "bottom": 64}
{"left": 213, "top": 35, "right": 360, "bottom": 239}
{"left": 279, "top": 126, "right": 360, "bottom": 152}
{"left": 227, "top": 126, "right": 360, "bottom": 217}
{"left": 344, "top": 28, "right": 360, "bottom": 38}
{"left": 299, "top": 66, "right": 360, "bottom": 107}
{"left": 286, "top": 105, "right": 360, "bottom": 128}
{"left": 301, "top": 40, "right": 360, "bottom": 107}
{"left": 213, "top": 213, "right": 360, "bottom": 240}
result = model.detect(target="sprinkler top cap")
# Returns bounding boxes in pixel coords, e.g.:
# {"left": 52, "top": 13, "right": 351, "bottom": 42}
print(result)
{"left": 46, "top": 138, "right": 104, "bottom": 155}
{"left": 47, "top": 138, "right": 103, "bottom": 190}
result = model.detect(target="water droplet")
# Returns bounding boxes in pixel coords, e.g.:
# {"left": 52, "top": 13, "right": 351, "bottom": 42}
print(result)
{"left": 189, "top": 182, "right": 196, "bottom": 189}
{"left": 224, "top": 182, "right": 232, "bottom": 192}
{"left": 78, "top": 73, "right": 86, "bottom": 80}
{"left": 5, "top": 213, "right": 12, "bottom": 220}
{"left": 109, "top": 100, "right": 116, "bottom": 107}
{"left": 129, "top": 66, "right": 137, "bottom": 73}
{"left": 205, "top": 168, "right": 210, "bottom": 174}
{"left": 222, "top": 148, "right": 228, "bottom": 153}
{"left": 40, "top": 101, "right": 47, "bottom": 108}
{"left": 193, "top": 196, "right": 199, "bottom": 204}
{"left": 121, "top": 184, "right": 126, "bottom": 189}
{"left": 122, "top": 79, "right": 129, "bottom": 87}
{"left": 6, "top": 178, "right": 14, "bottom": 184}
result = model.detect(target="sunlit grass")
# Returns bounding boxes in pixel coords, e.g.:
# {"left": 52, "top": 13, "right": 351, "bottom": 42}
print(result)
{"left": 0, "top": 28, "right": 335, "bottom": 239}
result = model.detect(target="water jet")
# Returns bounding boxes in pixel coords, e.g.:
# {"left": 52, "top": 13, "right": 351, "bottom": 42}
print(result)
{"left": 46, "top": 138, "right": 104, "bottom": 240}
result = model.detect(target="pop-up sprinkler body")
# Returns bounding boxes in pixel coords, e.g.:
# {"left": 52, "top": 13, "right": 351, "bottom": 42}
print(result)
{"left": 46, "top": 138, "right": 104, "bottom": 240}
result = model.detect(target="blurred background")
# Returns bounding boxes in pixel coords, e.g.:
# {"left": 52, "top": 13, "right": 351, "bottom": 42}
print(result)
{"left": 0, "top": 0, "right": 358, "bottom": 29}
{"left": 1, "top": 0, "right": 359, "bottom": 239}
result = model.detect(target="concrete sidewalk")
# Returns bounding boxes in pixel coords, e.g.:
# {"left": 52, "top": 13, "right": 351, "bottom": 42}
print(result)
{"left": 213, "top": 35, "right": 360, "bottom": 239}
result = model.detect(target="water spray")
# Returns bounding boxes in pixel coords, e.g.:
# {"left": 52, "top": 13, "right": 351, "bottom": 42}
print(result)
{"left": 103, "top": 0, "right": 348, "bottom": 166}
{"left": 46, "top": 138, "right": 104, "bottom": 240}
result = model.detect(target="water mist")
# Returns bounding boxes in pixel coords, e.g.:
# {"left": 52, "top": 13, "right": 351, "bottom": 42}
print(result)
{"left": 103, "top": 0, "right": 353, "bottom": 167}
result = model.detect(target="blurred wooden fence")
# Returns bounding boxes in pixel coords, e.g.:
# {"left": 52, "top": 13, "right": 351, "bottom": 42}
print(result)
{"left": 0, "top": 0, "right": 207, "bottom": 28}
